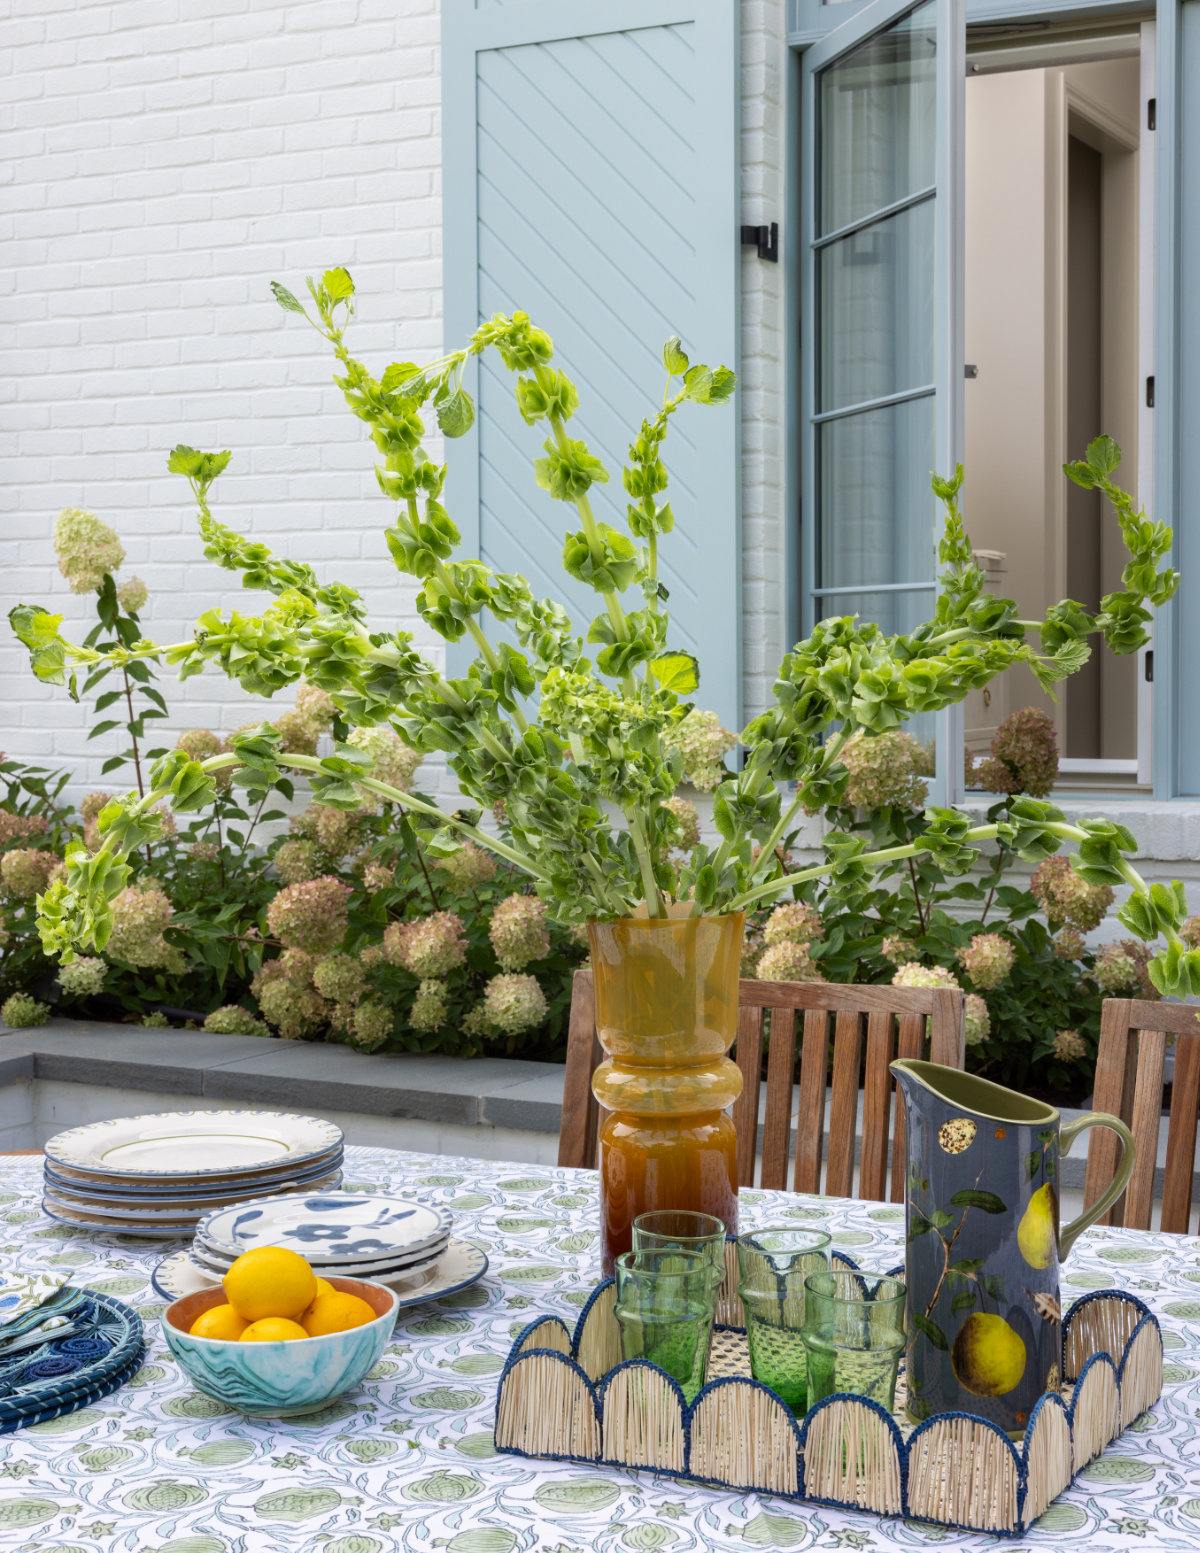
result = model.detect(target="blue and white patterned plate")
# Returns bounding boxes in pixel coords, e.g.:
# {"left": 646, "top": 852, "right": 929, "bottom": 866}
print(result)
{"left": 41, "top": 1200, "right": 197, "bottom": 1239}
{"left": 43, "top": 1147, "right": 345, "bottom": 1199}
{"left": 188, "top": 1231, "right": 449, "bottom": 1281}
{"left": 45, "top": 1111, "right": 343, "bottom": 1180}
{"left": 153, "top": 1238, "right": 489, "bottom": 1308}
{"left": 196, "top": 1191, "right": 453, "bottom": 1265}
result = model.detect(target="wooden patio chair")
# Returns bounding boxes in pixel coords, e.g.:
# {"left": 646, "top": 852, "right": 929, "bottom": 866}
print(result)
{"left": 1082, "top": 997, "right": 1200, "bottom": 1233}
{"left": 558, "top": 970, "right": 965, "bottom": 1200}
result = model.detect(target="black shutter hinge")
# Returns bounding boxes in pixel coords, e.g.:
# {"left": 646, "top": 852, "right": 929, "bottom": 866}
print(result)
{"left": 1147, "top": 375, "right": 1155, "bottom": 408}
{"left": 1145, "top": 649, "right": 1154, "bottom": 683}
{"left": 741, "top": 222, "right": 779, "bottom": 262}
{"left": 1149, "top": 97, "right": 1156, "bottom": 130}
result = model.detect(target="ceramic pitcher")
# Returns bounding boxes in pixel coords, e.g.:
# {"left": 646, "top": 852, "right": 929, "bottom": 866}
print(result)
{"left": 891, "top": 1059, "right": 1134, "bottom": 1436}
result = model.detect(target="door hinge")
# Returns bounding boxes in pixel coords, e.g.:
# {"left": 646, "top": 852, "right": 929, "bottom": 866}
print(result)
{"left": 1147, "top": 375, "right": 1155, "bottom": 408}
{"left": 1145, "top": 649, "right": 1154, "bottom": 683}
{"left": 741, "top": 222, "right": 779, "bottom": 262}
{"left": 1148, "top": 96, "right": 1156, "bottom": 130}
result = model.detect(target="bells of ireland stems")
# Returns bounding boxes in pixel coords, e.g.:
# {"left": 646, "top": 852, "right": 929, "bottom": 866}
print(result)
{"left": 589, "top": 907, "right": 743, "bottom": 1275}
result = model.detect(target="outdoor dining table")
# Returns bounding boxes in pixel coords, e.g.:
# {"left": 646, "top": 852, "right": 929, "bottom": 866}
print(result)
{"left": 1, "top": 1142, "right": 1198, "bottom": 1551}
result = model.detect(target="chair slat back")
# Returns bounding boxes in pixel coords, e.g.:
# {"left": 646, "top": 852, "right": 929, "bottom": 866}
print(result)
{"left": 559, "top": 970, "right": 966, "bottom": 1201}
{"left": 1083, "top": 997, "right": 1200, "bottom": 1233}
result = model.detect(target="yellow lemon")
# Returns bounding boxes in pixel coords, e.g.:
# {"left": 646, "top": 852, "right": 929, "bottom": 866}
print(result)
{"left": 303, "top": 1277, "right": 337, "bottom": 1316}
{"left": 222, "top": 1246, "right": 317, "bottom": 1322}
{"left": 951, "top": 1312, "right": 1027, "bottom": 1397}
{"left": 301, "top": 1291, "right": 377, "bottom": 1337}
{"left": 239, "top": 1316, "right": 310, "bottom": 1342}
{"left": 1017, "top": 1183, "right": 1058, "bottom": 1271}
{"left": 189, "top": 1303, "right": 249, "bottom": 1341}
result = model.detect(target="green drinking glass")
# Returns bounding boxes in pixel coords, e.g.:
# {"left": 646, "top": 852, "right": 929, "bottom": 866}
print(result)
{"left": 801, "top": 1271, "right": 907, "bottom": 1412}
{"left": 632, "top": 1209, "right": 728, "bottom": 1282}
{"left": 613, "top": 1247, "right": 721, "bottom": 1403}
{"left": 736, "top": 1228, "right": 833, "bottom": 1414}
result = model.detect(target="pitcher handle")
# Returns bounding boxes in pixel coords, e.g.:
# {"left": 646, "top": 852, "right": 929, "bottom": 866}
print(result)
{"left": 1058, "top": 1112, "right": 1136, "bottom": 1259}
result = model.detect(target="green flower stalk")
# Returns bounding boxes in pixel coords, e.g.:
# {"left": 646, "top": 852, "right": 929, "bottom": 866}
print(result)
{"left": 9, "top": 268, "right": 1193, "bottom": 995}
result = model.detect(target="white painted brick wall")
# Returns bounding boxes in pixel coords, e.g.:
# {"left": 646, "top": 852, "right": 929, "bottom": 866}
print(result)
{"left": 0, "top": 0, "right": 448, "bottom": 802}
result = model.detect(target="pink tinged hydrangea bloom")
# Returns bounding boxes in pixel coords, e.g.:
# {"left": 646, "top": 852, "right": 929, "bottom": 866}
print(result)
{"left": 840, "top": 731, "right": 933, "bottom": 812}
{"left": 312, "top": 953, "right": 366, "bottom": 1006}
{"left": 1053, "top": 1028, "right": 1087, "bottom": 1062}
{"left": 105, "top": 885, "right": 183, "bottom": 971}
{"left": 483, "top": 973, "right": 548, "bottom": 1034}
{"left": 1052, "top": 927, "right": 1085, "bottom": 961}
{"left": 756, "top": 940, "right": 824, "bottom": 983}
{"left": 664, "top": 796, "right": 701, "bottom": 853}
{"left": 489, "top": 894, "right": 550, "bottom": 971}
{"left": 360, "top": 862, "right": 395, "bottom": 894}
{"left": 964, "top": 993, "right": 990, "bottom": 1049}
{"left": 383, "top": 911, "right": 467, "bottom": 978}
{"left": 352, "top": 1001, "right": 393, "bottom": 1050}
{"left": 461, "top": 1002, "right": 493, "bottom": 1043}
{"left": 410, "top": 979, "right": 449, "bottom": 1033}
{"left": 1182, "top": 915, "right": 1200, "bottom": 950}
{"left": 763, "top": 901, "right": 823, "bottom": 947}
{"left": 967, "top": 708, "right": 1059, "bottom": 799}
{"left": 1, "top": 993, "right": 49, "bottom": 1029}
{"left": 274, "top": 839, "right": 325, "bottom": 886}
{"left": 740, "top": 932, "right": 763, "bottom": 978}
{"left": 956, "top": 933, "right": 1016, "bottom": 990}
{"left": 116, "top": 575, "right": 148, "bottom": 614}
{"left": 189, "top": 840, "right": 219, "bottom": 863}
{"left": 293, "top": 804, "right": 360, "bottom": 860}
{"left": 53, "top": 508, "right": 125, "bottom": 594}
{"left": 436, "top": 842, "right": 496, "bottom": 892}
{"left": 881, "top": 935, "right": 919, "bottom": 966}
{"left": 265, "top": 875, "right": 352, "bottom": 955}
{"left": 358, "top": 944, "right": 386, "bottom": 970}
{"left": 664, "top": 709, "right": 738, "bottom": 791}
{"left": 204, "top": 1005, "right": 269, "bottom": 1037}
{"left": 0, "top": 849, "right": 58, "bottom": 899}
{"left": 175, "top": 729, "right": 233, "bottom": 789}
{"left": 258, "top": 979, "right": 326, "bottom": 1041}
{"left": 251, "top": 948, "right": 316, "bottom": 1000}
{"left": 1092, "top": 938, "right": 1158, "bottom": 1001}
{"left": 0, "top": 812, "right": 49, "bottom": 847}
{"left": 56, "top": 957, "right": 106, "bottom": 998}
{"left": 1030, "top": 855, "right": 1113, "bottom": 934}
{"left": 347, "top": 725, "right": 422, "bottom": 796}
{"left": 892, "top": 962, "right": 960, "bottom": 991}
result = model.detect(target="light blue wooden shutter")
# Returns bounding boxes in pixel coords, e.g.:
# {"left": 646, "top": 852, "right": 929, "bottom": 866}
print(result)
{"left": 442, "top": 0, "right": 742, "bottom": 730}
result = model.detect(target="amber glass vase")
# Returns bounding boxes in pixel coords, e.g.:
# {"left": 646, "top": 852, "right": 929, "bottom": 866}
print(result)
{"left": 589, "top": 907, "right": 744, "bottom": 1275}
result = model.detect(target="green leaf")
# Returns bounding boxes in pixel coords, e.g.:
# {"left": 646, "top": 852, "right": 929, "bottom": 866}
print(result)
{"left": 929, "top": 1209, "right": 955, "bottom": 1230}
{"left": 647, "top": 652, "right": 699, "bottom": 696}
{"left": 436, "top": 388, "right": 475, "bottom": 439}
{"left": 948, "top": 1190, "right": 1007, "bottom": 1214}
{"left": 662, "top": 336, "right": 689, "bottom": 375}
{"left": 912, "top": 1312, "right": 948, "bottom": 1351}
{"left": 951, "top": 1289, "right": 978, "bottom": 1314}
{"left": 270, "top": 281, "right": 306, "bottom": 314}
{"left": 907, "top": 1213, "right": 933, "bottom": 1242}
{"left": 1025, "top": 1150, "right": 1041, "bottom": 1182}
{"left": 322, "top": 266, "right": 354, "bottom": 301}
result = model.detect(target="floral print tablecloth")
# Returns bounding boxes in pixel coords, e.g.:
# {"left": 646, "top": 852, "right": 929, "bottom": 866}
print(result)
{"left": 0, "top": 1145, "right": 1198, "bottom": 1552}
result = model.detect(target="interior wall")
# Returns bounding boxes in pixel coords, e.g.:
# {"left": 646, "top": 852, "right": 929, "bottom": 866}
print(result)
{"left": 962, "top": 69, "right": 1058, "bottom": 751}
{"left": 962, "top": 56, "right": 1140, "bottom": 764}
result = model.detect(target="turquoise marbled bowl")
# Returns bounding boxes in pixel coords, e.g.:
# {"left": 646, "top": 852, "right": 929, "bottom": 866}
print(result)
{"left": 163, "top": 1275, "right": 398, "bottom": 1417}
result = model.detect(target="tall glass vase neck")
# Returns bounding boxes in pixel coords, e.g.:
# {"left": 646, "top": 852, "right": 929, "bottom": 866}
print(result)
{"left": 588, "top": 911, "right": 744, "bottom": 1275}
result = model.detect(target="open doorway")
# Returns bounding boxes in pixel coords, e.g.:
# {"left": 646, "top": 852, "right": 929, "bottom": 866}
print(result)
{"left": 960, "top": 27, "right": 1151, "bottom": 788}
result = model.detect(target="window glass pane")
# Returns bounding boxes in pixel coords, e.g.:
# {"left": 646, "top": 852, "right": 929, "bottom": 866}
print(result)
{"left": 818, "top": 1, "right": 937, "bottom": 236}
{"left": 818, "top": 199, "right": 935, "bottom": 413}
{"left": 817, "top": 396, "right": 936, "bottom": 593}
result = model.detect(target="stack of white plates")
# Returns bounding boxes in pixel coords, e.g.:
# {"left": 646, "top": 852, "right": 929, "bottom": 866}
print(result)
{"left": 192, "top": 1191, "right": 454, "bottom": 1281}
{"left": 41, "top": 1111, "right": 344, "bottom": 1237}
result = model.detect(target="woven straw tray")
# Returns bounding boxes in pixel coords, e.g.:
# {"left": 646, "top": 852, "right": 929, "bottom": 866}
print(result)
{"left": 493, "top": 1247, "right": 1163, "bottom": 1537}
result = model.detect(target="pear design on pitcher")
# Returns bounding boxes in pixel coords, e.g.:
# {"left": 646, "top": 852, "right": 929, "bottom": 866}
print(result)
{"left": 1018, "top": 1183, "right": 1059, "bottom": 1270}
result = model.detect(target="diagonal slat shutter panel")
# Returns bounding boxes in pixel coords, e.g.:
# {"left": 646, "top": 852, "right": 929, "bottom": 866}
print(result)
{"left": 443, "top": 0, "right": 742, "bottom": 730}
